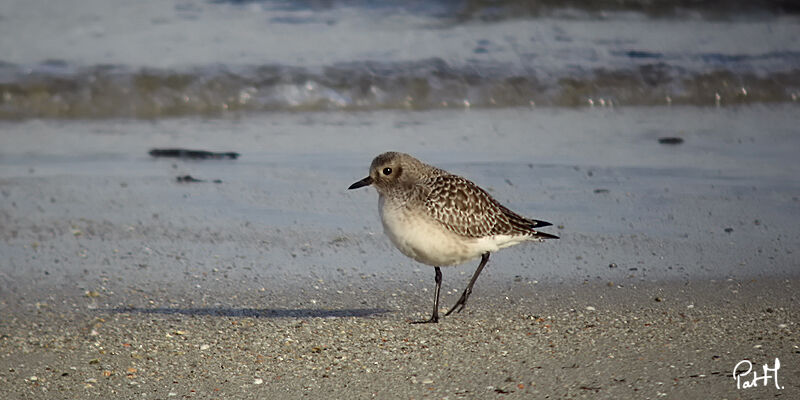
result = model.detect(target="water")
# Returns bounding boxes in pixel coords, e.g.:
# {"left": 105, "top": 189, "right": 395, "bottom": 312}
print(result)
{"left": 2, "top": 0, "right": 800, "bottom": 290}
{"left": 1, "top": 0, "right": 799, "bottom": 119}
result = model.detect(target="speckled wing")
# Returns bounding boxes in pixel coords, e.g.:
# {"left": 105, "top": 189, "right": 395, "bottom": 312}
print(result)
{"left": 422, "top": 175, "right": 556, "bottom": 239}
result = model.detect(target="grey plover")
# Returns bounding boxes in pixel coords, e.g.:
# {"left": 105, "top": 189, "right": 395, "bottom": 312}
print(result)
{"left": 348, "top": 152, "right": 558, "bottom": 323}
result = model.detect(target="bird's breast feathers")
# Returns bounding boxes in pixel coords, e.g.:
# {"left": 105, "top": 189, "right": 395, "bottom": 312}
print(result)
{"left": 379, "top": 195, "right": 527, "bottom": 266}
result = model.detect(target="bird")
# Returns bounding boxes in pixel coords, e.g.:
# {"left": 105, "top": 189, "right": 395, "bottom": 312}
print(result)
{"left": 348, "top": 152, "right": 558, "bottom": 323}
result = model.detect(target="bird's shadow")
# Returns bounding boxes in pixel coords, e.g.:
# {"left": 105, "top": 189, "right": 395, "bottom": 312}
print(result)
{"left": 108, "top": 306, "right": 390, "bottom": 319}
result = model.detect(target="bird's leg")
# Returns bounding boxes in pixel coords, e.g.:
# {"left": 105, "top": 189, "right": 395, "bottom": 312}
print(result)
{"left": 446, "top": 253, "right": 490, "bottom": 316}
{"left": 412, "top": 266, "right": 442, "bottom": 324}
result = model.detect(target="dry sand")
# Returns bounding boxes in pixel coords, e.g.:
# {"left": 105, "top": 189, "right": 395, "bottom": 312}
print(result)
{"left": 1, "top": 279, "right": 798, "bottom": 399}
{"left": 1, "top": 106, "right": 799, "bottom": 398}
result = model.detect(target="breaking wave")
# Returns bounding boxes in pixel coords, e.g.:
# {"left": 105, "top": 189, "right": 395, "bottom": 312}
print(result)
{"left": 1, "top": 55, "right": 798, "bottom": 119}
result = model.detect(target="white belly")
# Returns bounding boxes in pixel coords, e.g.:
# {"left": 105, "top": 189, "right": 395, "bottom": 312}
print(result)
{"left": 378, "top": 196, "right": 528, "bottom": 266}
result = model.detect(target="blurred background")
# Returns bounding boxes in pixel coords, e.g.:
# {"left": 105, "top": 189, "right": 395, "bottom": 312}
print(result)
{"left": 1, "top": 0, "right": 798, "bottom": 119}
{"left": 1, "top": 1, "right": 799, "bottom": 290}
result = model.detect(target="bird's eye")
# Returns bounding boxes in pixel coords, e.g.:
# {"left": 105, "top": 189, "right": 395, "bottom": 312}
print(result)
{"left": 382, "top": 167, "right": 392, "bottom": 176}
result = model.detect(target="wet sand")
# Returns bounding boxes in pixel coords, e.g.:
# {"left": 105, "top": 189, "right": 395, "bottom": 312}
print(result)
{"left": 1, "top": 106, "right": 799, "bottom": 398}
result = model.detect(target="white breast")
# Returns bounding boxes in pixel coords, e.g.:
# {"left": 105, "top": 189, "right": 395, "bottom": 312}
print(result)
{"left": 378, "top": 196, "right": 528, "bottom": 266}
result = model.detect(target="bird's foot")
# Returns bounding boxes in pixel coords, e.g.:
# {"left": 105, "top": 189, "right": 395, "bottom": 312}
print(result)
{"left": 410, "top": 315, "right": 439, "bottom": 324}
{"left": 445, "top": 291, "right": 470, "bottom": 316}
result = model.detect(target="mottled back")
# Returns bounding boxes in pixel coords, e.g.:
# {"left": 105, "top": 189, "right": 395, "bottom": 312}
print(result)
{"left": 422, "top": 174, "right": 553, "bottom": 238}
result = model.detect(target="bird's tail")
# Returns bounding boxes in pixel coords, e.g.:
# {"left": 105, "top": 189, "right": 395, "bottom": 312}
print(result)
{"left": 531, "top": 231, "right": 559, "bottom": 240}
{"left": 499, "top": 204, "right": 559, "bottom": 239}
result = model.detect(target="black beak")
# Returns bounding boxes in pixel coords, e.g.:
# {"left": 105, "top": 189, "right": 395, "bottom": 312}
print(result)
{"left": 348, "top": 176, "right": 373, "bottom": 190}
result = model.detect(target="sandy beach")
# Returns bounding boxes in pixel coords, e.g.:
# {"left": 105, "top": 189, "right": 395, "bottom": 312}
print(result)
{"left": 1, "top": 107, "right": 798, "bottom": 398}
{"left": 1, "top": 279, "right": 797, "bottom": 399}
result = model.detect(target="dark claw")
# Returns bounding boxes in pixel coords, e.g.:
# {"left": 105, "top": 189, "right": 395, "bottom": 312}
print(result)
{"left": 410, "top": 316, "right": 439, "bottom": 324}
{"left": 445, "top": 292, "right": 469, "bottom": 316}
